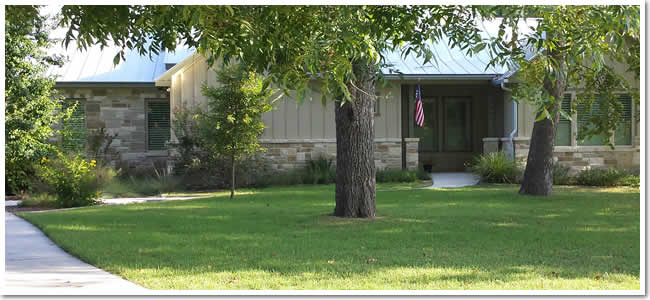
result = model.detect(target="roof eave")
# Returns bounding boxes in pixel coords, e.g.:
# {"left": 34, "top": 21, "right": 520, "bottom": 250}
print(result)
{"left": 154, "top": 51, "right": 200, "bottom": 87}
{"left": 54, "top": 81, "right": 156, "bottom": 88}
{"left": 383, "top": 74, "right": 502, "bottom": 81}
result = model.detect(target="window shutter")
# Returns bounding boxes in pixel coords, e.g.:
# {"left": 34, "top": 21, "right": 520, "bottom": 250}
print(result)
{"left": 555, "top": 93, "right": 572, "bottom": 146}
{"left": 615, "top": 94, "right": 632, "bottom": 145}
{"left": 62, "top": 100, "right": 87, "bottom": 152}
{"left": 577, "top": 95, "right": 607, "bottom": 146}
{"left": 147, "top": 101, "right": 171, "bottom": 150}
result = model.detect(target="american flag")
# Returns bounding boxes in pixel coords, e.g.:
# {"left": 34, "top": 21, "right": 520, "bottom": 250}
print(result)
{"left": 414, "top": 84, "right": 424, "bottom": 127}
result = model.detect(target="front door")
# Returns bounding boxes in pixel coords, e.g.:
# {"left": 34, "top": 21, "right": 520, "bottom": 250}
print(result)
{"left": 415, "top": 96, "right": 473, "bottom": 171}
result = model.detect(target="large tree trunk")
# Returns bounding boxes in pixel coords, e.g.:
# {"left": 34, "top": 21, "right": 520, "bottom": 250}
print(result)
{"left": 519, "top": 54, "right": 566, "bottom": 196}
{"left": 333, "top": 62, "right": 377, "bottom": 218}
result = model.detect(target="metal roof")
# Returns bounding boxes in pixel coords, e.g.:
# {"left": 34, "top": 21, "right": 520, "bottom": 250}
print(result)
{"left": 47, "top": 42, "right": 193, "bottom": 83}
{"left": 51, "top": 18, "right": 537, "bottom": 84}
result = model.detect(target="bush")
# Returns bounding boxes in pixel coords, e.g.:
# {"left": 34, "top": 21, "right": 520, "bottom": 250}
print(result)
{"left": 21, "top": 193, "right": 58, "bottom": 208}
{"left": 304, "top": 157, "right": 335, "bottom": 184}
{"left": 469, "top": 152, "right": 522, "bottom": 184}
{"left": 552, "top": 162, "right": 573, "bottom": 185}
{"left": 376, "top": 169, "right": 419, "bottom": 183}
{"left": 37, "top": 152, "right": 102, "bottom": 208}
{"left": 416, "top": 169, "right": 431, "bottom": 181}
{"left": 575, "top": 168, "right": 639, "bottom": 187}
{"left": 102, "top": 175, "right": 181, "bottom": 197}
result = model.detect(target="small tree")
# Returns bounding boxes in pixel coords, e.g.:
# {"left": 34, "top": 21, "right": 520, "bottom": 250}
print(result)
{"left": 5, "top": 6, "right": 69, "bottom": 194}
{"left": 198, "top": 66, "right": 275, "bottom": 199}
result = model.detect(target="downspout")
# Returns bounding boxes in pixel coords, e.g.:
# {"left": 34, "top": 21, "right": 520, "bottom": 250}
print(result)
{"left": 500, "top": 80, "right": 517, "bottom": 159}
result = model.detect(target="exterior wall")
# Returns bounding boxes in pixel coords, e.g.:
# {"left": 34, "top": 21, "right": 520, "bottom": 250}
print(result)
{"left": 484, "top": 134, "right": 640, "bottom": 174}
{"left": 402, "top": 81, "right": 505, "bottom": 171}
{"left": 169, "top": 56, "right": 403, "bottom": 141}
{"left": 260, "top": 138, "right": 419, "bottom": 170}
{"left": 511, "top": 137, "right": 640, "bottom": 174}
{"left": 501, "top": 59, "right": 641, "bottom": 173}
{"left": 57, "top": 86, "right": 170, "bottom": 166}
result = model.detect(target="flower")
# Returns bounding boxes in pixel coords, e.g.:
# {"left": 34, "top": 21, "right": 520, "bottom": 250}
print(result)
{"left": 89, "top": 160, "right": 97, "bottom": 167}
{"left": 40, "top": 156, "right": 47, "bottom": 164}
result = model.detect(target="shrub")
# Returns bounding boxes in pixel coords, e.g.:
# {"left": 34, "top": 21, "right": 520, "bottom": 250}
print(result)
{"left": 469, "top": 152, "right": 522, "bottom": 184}
{"left": 416, "top": 169, "right": 431, "bottom": 181}
{"left": 552, "top": 162, "right": 573, "bottom": 185}
{"left": 575, "top": 168, "right": 639, "bottom": 187}
{"left": 304, "top": 157, "right": 335, "bottom": 184}
{"left": 37, "top": 152, "right": 102, "bottom": 208}
{"left": 20, "top": 193, "right": 58, "bottom": 208}
{"left": 376, "top": 169, "right": 419, "bottom": 183}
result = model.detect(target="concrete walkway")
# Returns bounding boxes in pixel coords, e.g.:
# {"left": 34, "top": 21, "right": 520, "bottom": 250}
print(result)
{"left": 5, "top": 196, "right": 199, "bottom": 207}
{"left": 4, "top": 212, "right": 147, "bottom": 294}
{"left": 427, "top": 172, "right": 479, "bottom": 188}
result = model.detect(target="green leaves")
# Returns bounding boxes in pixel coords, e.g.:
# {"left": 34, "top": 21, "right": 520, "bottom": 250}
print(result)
{"left": 196, "top": 65, "right": 275, "bottom": 161}
{"left": 6, "top": 5, "right": 68, "bottom": 192}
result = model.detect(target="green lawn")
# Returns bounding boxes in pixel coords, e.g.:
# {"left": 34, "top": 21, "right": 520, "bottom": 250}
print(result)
{"left": 18, "top": 184, "right": 640, "bottom": 290}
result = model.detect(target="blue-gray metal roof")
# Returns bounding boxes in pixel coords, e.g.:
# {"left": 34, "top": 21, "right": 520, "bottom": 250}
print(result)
{"left": 381, "top": 36, "right": 509, "bottom": 77}
{"left": 51, "top": 19, "right": 536, "bottom": 83}
{"left": 47, "top": 43, "right": 193, "bottom": 83}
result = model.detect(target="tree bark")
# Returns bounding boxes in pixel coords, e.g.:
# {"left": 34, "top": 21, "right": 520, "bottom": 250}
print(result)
{"left": 333, "top": 62, "right": 376, "bottom": 218}
{"left": 519, "top": 54, "right": 566, "bottom": 196}
{"left": 230, "top": 155, "right": 235, "bottom": 200}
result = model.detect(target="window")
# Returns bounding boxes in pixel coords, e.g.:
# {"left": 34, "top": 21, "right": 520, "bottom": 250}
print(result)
{"left": 614, "top": 94, "right": 633, "bottom": 145}
{"left": 147, "top": 100, "right": 171, "bottom": 151}
{"left": 62, "top": 99, "right": 87, "bottom": 152}
{"left": 577, "top": 96, "right": 608, "bottom": 146}
{"left": 555, "top": 94, "right": 572, "bottom": 146}
{"left": 559, "top": 93, "right": 633, "bottom": 147}
{"left": 443, "top": 97, "right": 472, "bottom": 152}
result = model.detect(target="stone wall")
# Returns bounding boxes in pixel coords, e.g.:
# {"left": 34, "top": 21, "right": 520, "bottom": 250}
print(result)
{"left": 259, "top": 138, "right": 419, "bottom": 170}
{"left": 483, "top": 136, "right": 640, "bottom": 175}
{"left": 57, "top": 86, "right": 170, "bottom": 168}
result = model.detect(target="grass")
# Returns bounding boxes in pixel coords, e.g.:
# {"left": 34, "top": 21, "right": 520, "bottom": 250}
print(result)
{"left": 18, "top": 184, "right": 640, "bottom": 290}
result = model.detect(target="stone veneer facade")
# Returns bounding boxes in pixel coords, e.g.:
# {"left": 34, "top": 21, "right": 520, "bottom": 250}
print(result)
{"left": 483, "top": 137, "right": 640, "bottom": 175}
{"left": 259, "top": 138, "right": 419, "bottom": 170}
{"left": 54, "top": 86, "right": 420, "bottom": 172}
{"left": 57, "top": 86, "right": 170, "bottom": 167}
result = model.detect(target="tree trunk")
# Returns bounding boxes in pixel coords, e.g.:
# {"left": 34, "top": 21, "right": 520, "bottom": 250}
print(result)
{"left": 519, "top": 54, "right": 566, "bottom": 196}
{"left": 333, "top": 62, "right": 376, "bottom": 218}
{"left": 230, "top": 155, "right": 235, "bottom": 200}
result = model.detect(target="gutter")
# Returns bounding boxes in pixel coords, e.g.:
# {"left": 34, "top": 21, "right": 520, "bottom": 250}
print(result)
{"left": 54, "top": 81, "right": 156, "bottom": 88}
{"left": 499, "top": 79, "right": 517, "bottom": 159}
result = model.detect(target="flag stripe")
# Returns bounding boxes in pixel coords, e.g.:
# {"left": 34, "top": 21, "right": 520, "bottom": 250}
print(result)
{"left": 414, "top": 84, "right": 424, "bottom": 127}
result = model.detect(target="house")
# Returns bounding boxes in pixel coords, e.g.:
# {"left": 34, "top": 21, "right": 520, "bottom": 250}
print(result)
{"left": 49, "top": 35, "right": 640, "bottom": 174}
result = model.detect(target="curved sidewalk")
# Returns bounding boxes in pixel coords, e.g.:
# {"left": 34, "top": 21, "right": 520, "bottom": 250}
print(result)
{"left": 427, "top": 172, "right": 480, "bottom": 188}
{"left": 4, "top": 212, "right": 146, "bottom": 294}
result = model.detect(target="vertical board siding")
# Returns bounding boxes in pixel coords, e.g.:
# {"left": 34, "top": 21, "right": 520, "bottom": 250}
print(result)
{"left": 171, "top": 61, "right": 404, "bottom": 140}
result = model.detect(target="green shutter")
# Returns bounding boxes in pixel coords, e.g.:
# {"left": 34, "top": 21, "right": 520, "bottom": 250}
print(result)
{"left": 147, "top": 101, "right": 170, "bottom": 150}
{"left": 614, "top": 94, "right": 632, "bottom": 145}
{"left": 62, "top": 100, "right": 87, "bottom": 152}
{"left": 555, "top": 93, "right": 572, "bottom": 146}
{"left": 577, "top": 96, "right": 607, "bottom": 146}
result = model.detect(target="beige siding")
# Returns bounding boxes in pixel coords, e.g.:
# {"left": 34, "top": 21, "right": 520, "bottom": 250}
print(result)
{"left": 169, "top": 60, "right": 403, "bottom": 140}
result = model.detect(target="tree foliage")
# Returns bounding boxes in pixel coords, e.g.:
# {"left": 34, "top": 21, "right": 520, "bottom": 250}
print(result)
{"left": 197, "top": 66, "right": 275, "bottom": 199}
{"left": 60, "top": 5, "right": 482, "bottom": 103}
{"left": 478, "top": 5, "right": 640, "bottom": 145}
{"left": 5, "top": 6, "right": 69, "bottom": 193}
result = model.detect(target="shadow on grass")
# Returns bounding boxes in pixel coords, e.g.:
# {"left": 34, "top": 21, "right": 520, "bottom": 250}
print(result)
{"left": 18, "top": 184, "right": 640, "bottom": 289}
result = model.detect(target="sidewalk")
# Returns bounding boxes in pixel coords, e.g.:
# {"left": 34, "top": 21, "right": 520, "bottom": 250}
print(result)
{"left": 427, "top": 172, "right": 480, "bottom": 188}
{"left": 4, "top": 212, "right": 146, "bottom": 294}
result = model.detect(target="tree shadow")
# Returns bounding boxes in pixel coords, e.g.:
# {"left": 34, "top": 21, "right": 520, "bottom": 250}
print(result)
{"left": 19, "top": 184, "right": 640, "bottom": 289}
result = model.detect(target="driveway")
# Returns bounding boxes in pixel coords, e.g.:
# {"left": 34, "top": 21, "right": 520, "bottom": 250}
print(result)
{"left": 4, "top": 212, "right": 146, "bottom": 294}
